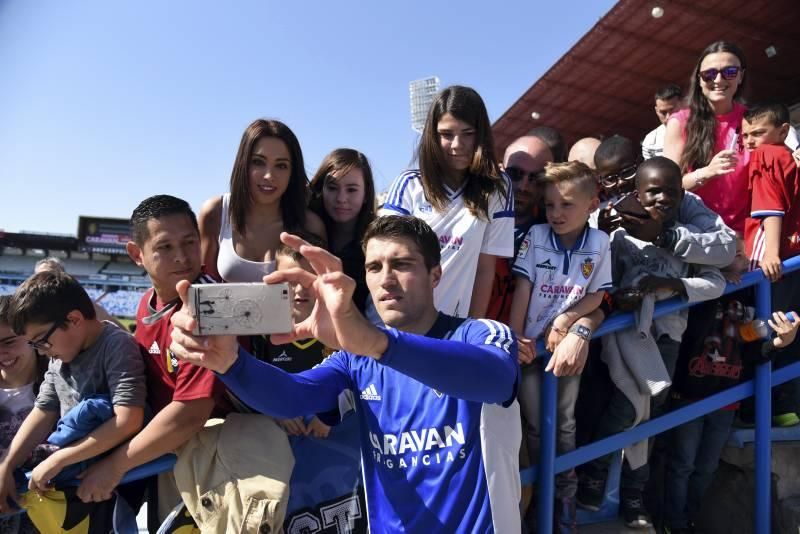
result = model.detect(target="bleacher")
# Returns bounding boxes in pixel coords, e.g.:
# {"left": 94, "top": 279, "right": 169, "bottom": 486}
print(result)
{"left": 62, "top": 258, "right": 106, "bottom": 277}
{"left": 0, "top": 255, "right": 37, "bottom": 274}
{"left": 0, "top": 284, "right": 16, "bottom": 296}
{"left": 97, "top": 289, "right": 146, "bottom": 317}
{"left": 101, "top": 262, "right": 146, "bottom": 277}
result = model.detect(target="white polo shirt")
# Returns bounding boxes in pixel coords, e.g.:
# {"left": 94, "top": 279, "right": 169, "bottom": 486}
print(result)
{"left": 380, "top": 170, "right": 514, "bottom": 318}
{"left": 512, "top": 224, "right": 612, "bottom": 339}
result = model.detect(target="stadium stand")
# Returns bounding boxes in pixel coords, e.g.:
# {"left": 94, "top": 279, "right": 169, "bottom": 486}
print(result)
{"left": 101, "top": 261, "right": 146, "bottom": 276}
{"left": 0, "top": 284, "right": 16, "bottom": 296}
{"left": 0, "top": 255, "right": 37, "bottom": 274}
{"left": 97, "top": 289, "right": 146, "bottom": 317}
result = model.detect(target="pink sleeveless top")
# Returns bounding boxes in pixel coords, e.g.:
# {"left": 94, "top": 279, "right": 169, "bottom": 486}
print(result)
{"left": 672, "top": 102, "right": 749, "bottom": 233}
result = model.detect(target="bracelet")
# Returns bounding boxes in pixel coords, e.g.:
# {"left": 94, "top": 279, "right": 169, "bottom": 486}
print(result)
{"left": 550, "top": 325, "right": 568, "bottom": 336}
{"left": 693, "top": 170, "right": 708, "bottom": 188}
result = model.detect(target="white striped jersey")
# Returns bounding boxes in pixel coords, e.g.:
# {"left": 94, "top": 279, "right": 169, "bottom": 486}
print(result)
{"left": 380, "top": 170, "right": 514, "bottom": 317}
{"left": 512, "top": 224, "right": 612, "bottom": 339}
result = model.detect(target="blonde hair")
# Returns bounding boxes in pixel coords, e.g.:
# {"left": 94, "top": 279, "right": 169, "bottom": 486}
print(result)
{"left": 538, "top": 161, "right": 598, "bottom": 198}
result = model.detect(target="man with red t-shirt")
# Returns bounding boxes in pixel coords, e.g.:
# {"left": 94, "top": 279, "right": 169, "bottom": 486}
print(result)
{"left": 73, "top": 195, "right": 236, "bottom": 522}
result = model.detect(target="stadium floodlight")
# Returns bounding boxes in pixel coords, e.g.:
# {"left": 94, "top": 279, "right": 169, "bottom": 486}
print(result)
{"left": 409, "top": 76, "right": 440, "bottom": 133}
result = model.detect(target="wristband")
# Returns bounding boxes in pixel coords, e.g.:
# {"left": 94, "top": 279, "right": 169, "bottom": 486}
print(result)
{"left": 568, "top": 324, "right": 592, "bottom": 341}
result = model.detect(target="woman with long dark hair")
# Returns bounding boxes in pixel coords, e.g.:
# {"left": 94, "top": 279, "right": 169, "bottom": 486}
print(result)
{"left": 380, "top": 85, "right": 513, "bottom": 318}
{"left": 309, "top": 148, "right": 376, "bottom": 312}
{"left": 199, "top": 119, "right": 325, "bottom": 281}
{"left": 664, "top": 41, "right": 749, "bottom": 233}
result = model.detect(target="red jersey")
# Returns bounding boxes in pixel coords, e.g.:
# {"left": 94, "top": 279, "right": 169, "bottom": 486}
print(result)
{"left": 135, "top": 273, "right": 232, "bottom": 417}
{"left": 745, "top": 144, "right": 800, "bottom": 266}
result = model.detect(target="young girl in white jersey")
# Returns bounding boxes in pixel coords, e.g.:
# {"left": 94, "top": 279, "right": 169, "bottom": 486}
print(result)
{"left": 381, "top": 86, "right": 513, "bottom": 318}
{"left": 199, "top": 119, "right": 326, "bottom": 282}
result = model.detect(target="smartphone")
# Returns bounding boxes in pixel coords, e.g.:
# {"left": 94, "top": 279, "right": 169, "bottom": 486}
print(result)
{"left": 612, "top": 192, "right": 650, "bottom": 219}
{"left": 186, "top": 283, "right": 293, "bottom": 336}
{"left": 727, "top": 131, "right": 739, "bottom": 151}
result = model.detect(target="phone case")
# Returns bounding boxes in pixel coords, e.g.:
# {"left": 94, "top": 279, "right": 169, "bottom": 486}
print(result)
{"left": 187, "top": 283, "right": 294, "bottom": 336}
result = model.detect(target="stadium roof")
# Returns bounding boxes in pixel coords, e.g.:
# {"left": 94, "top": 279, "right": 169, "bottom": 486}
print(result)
{"left": 492, "top": 0, "right": 800, "bottom": 156}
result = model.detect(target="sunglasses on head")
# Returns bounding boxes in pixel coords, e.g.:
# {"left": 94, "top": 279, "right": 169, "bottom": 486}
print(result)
{"left": 505, "top": 166, "right": 543, "bottom": 183}
{"left": 698, "top": 66, "right": 741, "bottom": 83}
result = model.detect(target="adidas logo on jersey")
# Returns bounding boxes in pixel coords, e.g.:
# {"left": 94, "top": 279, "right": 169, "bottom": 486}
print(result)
{"left": 360, "top": 384, "right": 381, "bottom": 401}
{"left": 149, "top": 341, "right": 161, "bottom": 355}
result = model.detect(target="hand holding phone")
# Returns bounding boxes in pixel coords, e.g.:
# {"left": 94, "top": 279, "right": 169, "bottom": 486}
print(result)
{"left": 187, "top": 282, "right": 294, "bottom": 336}
{"left": 613, "top": 192, "right": 650, "bottom": 219}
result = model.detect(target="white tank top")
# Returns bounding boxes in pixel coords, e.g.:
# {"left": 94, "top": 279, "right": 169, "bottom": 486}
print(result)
{"left": 216, "top": 193, "right": 276, "bottom": 282}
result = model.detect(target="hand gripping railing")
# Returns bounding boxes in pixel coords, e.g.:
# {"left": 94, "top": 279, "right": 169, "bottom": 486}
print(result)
{"left": 532, "top": 254, "right": 800, "bottom": 534}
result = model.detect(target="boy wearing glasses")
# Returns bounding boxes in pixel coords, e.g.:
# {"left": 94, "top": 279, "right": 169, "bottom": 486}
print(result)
{"left": 592, "top": 135, "right": 737, "bottom": 269}
{"left": 0, "top": 271, "right": 146, "bottom": 514}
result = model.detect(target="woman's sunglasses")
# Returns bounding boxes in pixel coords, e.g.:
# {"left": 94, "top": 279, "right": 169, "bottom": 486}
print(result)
{"left": 698, "top": 66, "right": 741, "bottom": 83}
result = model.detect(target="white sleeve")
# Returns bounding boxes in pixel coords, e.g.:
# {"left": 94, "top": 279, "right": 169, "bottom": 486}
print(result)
{"left": 481, "top": 176, "right": 515, "bottom": 257}
{"left": 587, "top": 232, "right": 613, "bottom": 293}
{"left": 511, "top": 227, "right": 536, "bottom": 282}
{"left": 379, "top": 170, "right": 419, "bottom": 216}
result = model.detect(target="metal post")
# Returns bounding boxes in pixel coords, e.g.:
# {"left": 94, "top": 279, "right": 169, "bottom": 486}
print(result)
{"left": 754, "top": 278, "right": 772, "bottom": 534}
{"left": 537, "top": 353, "right": 558, "bottom": 534}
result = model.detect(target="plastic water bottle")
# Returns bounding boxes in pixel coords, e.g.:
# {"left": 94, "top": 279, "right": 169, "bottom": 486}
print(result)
{"left": 739, "top": 312, "right": 798, "bottom": 342}
{"left": 738, "top": 319, "right": 770, "bottom": 342}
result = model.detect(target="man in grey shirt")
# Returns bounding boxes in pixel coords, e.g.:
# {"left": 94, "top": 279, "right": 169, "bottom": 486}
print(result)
{"left": 0, "top": 271, "right": 145, "bottom": 513}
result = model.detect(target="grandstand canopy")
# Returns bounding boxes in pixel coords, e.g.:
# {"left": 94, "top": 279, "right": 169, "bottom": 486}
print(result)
{"left": 492, "top": 0, "right": 800, "bottom": 156}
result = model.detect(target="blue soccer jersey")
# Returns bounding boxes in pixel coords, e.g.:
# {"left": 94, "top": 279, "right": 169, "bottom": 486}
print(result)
{"left": 219, "top": 313, "right": 521, "bottom": 533}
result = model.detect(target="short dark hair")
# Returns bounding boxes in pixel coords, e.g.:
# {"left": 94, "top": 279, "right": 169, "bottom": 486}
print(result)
{"left": 130, "top": 195, "right": 198, "bottom": 246}
{"left": 594, "top": 135, "right": 639, "bottom": 168}
{"left": 528, "top": 126, "right": 566, "bottom": 162}
{"left": 744, "top": 102, "right": 791, "bottom": 128}
{"left": 655, "top": 83, "right": 682, "bottom": 102}
{"left": 634, "top": 156, "right": 682, "bottom": 188}
{"left": 362, "top": 216, "right": 440, "bottom": 271}
{"left": 276, "top": 231, "right": 327, "bottom": 266}
{"left": 9, "top": 271, "right": 96, "bottom": 334}
{"left": 0, "top": 294, "right": 12, "bottom": 325}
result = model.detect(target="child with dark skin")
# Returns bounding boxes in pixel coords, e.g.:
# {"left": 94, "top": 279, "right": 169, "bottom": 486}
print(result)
{"left": 614, "top": 160, "right": 687, "bottom": 310}
{"left": 595, "top": 136, "right": 642, "bottom": 234}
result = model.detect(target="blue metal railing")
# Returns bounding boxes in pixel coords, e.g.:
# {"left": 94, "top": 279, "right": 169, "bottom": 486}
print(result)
{"left": 532, "top": 255, "right": 800, "bottom": 534}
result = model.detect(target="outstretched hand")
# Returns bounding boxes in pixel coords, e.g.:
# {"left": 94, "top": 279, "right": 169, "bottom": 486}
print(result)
{"left": 169, "top": 281, "right": 239, "bottom": 374}
{"left": 169, "top": 233, "right": 389, "bottom": 372}
{"left": 264, "top": 233, "right": 387, "bottom": 357}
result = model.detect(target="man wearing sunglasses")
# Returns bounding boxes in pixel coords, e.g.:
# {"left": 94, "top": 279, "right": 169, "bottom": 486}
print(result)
{"left": 487, "top": 135, "right": 553, "bottom": 324}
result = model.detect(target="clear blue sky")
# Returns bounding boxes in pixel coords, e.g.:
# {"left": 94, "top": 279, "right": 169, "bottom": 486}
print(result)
{"left": 0, "top": 0, "right": 616, "bottom": 234}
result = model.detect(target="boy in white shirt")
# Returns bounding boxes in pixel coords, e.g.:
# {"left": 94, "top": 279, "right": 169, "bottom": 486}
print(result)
{"left": 509, "top": 161, "right": 613, "bottom": 530}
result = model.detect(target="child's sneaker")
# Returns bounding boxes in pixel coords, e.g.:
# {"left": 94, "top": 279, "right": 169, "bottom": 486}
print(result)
{"left": 620, "top": 489, "right": 652, "bottom": 529}
{"left": 576, "top": 476, "right": 604, "bottom": 511}
{"left": 773, "top": 412, "right": 800, "bottom": 427}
